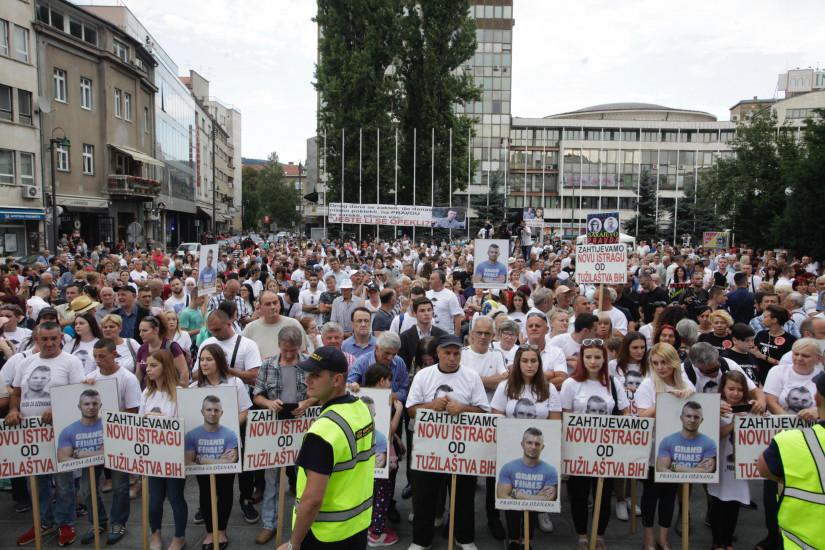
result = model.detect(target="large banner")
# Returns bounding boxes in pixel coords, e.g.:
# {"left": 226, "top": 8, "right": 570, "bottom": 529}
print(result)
{"left": 52, "top": 380, "right": 119, "bottom": 473}
{"left": 561, "top": 413, "right": 653, "bottom": 479}
{"left": 103, "top": 411, "right": 185, "bottom": 478}
{"left": 495, "top": 418, "right": 562, "bottom": 513}
{"left": 472, "top": 239, "right": 510, "bottom": 290}
{"left": 522, "top": 208, "right": 546, "bottom": 228}
{"left": 702, "top": 231, "right": 729, "bottom": 250}
{"left": 586, "top": 212, "right": 620, "bottom": 244}
{"left": 179, "top": 387, "right": 242, "bottom": 475}
{"left": 734, "top": 415, "right": 813, "bottom": 480}
{"left": 328, "top": 203, "right": 465, "bottom": 229}
{"left": 654, "top": 393, "right": 720, "bottom": 483}
{"left": 357, "top": 388, "right": 392, "bottom": 479}
{"left": 0, "top": 417, "right": 57, "bottom": 477}
{"left": 244, "top": 407, "right": 321, "bottom": 471}
{"left": 575, "top": 244, "right": 628, "bottom": 284}
{"left": 412, "top": 410, "right": 497, "bottom": 477}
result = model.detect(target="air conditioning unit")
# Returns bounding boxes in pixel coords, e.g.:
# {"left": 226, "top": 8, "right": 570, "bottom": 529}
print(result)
{"left": 21, "top": 185, "right": 42, "bottom": 200}
{"left": 143, "top": 201, "right": 154, "bottom": 211}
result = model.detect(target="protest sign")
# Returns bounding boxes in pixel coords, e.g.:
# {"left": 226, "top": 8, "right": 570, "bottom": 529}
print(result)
{"left": 654, "top": 393, "right": 720, "bottom": 483}
{"left": 702, "top": 231, "right": 729, "bottom": 250}
{"left": 472, "top": 239, "right": 509, "bottom": 289}
{"left": 561, "top": 413, "right": 653, "bottom": 479}
{"left": 0, "top": 417, "right": 56, "bottom": 477}
{"left": 52, "top": 380, "right": 118, "bottom": 473}
{"left": 357, "top": 388, "right": 392, "bottom": 479}
{"left": 734, "top": 415, "right": 813, "bottom": 480}
{"left": 197, "top": 244, "right": 219, "bottom": 297}
{"left": 586, "top": 212, "right": 620, "bottom": 244}
{"left": 412, "top": 410, "right": 497, "bottom": 477}
{"left": 329, "top": 203, "right": 435, "bottom": 227}
{"left": 103, "top": 411, "right": 185, "bottom": 478}
{"left": 522, "top": 207, "right": 545, "bottom": 228}
{"left": 575, "top": 244, "right": 628, "bottom": 284}
{"left": 244, "top": 406, "right": 321, "bottom": 471}
{"left": 495, "top": 418, "right": 562, "bottom": 513}
{"left": 179, "top": 386, "right": 242, "bottom": 475}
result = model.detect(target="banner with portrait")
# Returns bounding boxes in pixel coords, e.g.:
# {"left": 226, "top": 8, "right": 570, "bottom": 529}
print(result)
{"left": 52, "top": 380, "right": 119, "bottom": 472}
{"left": 197, "top": 244, "right": 219, "bottom": 297}
{"left": 472, "top": 239, "right": 510, "bottom": 290}
{"left": 179, "top": 386, "right": 242, "bottom": 475}
{"left": 654, "top": 393, "right": 720, "bottom": 483}
{"left": 355, "top": 388, "right": 392, "bottom": 479}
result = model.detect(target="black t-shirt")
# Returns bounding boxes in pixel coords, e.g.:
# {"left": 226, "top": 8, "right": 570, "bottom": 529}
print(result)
{"left": 713, "top": 271, "right": 728, "bottom": 288}
{"left": 754, "top": 330, "right": 797, "bottom": 384}
{"left": 721, "top": 349, "right": 760, "bottom": 384}
{"left": 698, "top": 332, "right": 733, "bottom": 355}
{"left": 640, "top": 287, "right": 669, "bottom": 324}
{"left": 295, "top": 394, "right": 360, "bottom": 476}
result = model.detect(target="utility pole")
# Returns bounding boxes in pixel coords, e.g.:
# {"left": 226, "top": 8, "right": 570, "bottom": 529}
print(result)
{"left": 49, "top": 131, "right": 70, "bottom": 251}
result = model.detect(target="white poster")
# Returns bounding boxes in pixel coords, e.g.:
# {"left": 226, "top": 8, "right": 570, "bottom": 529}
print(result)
{"left": 412, "top": 410, "right": 497, "bottom": 477}
{"left": 495, "top": 418, "right": 562, "bottom": 513}
{"left": 328, "top": 203, "right": 434, "bottom": 227}
{"left": 197, "top": 244, "right": 219, "bottom": 297}
{"left": 561, "top": 413, "right": 653, "bottom": 479}
{"left": 356, "top": 388, "right": 392, "bottom": 479}
{"left": 654, "top": 393, "right": 720, "bottom": 483}
{"left": 472, "top": 239, "right": 510, "bottom": 290}
{"left": 179, "top": 386, "right": 242, "bottom": 475}
{"left": 734, "top": 415, "right": 813, "bottom": 480}
{"left": 103, "top": 411, "right": 185, "bottom": 478}
{"left": 52, "top": 380, "right": 119, "bottom": 473}
{"left": 244, "top": 407, "right": 321, "bottom": 471}
{"left": 574, "top": 244, "right": 628, "bottom": 284}
{"left": 0, "top": 417, "right": 57, "bottom": 478}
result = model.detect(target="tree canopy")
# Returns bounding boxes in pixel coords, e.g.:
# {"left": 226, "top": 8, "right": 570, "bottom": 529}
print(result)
{"left": 242, "top": 153, "right": 302, "bottom": 231}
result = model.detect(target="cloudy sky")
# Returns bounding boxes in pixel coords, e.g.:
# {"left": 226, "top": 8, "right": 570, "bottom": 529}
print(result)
{"left": 120, "top": 0, "right": 825, "bottom": 162}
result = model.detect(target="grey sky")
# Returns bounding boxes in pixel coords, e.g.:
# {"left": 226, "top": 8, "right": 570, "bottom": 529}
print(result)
{"left": 122, "top": 0, "right": 825, "bottom": 162}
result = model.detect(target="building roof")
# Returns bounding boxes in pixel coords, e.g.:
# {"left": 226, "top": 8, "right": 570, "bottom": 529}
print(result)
{"left": 546, "top": 102, "right": 716, "bottom": 121}
{"left": 729, "top": 97, "right": 776, "bottom": 110}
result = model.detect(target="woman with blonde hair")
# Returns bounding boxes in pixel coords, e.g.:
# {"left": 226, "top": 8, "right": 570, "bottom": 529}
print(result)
{"left": 100, "top": 314, "right": 140, "bottom": 373}
{"left": 698, "top": 309, "right": 734, "bottom": 354}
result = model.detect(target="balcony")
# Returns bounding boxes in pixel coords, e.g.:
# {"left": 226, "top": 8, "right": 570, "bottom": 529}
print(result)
{"left": 107, "top": 175, "right": 161, "bottom": 197}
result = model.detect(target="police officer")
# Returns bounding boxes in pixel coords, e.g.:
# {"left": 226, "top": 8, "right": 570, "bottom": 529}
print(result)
{"left": 278, "top": 346, "right": 375, "bottom": 550}
{"left": 758, "top": 372, "right": 825, "bottom": 550}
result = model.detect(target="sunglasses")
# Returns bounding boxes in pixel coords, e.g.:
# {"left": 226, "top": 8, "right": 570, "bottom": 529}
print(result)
{"left": 518, "top": 344, "right": 540, "bottom": 351}
{"left": 582, "top": 338, "right": 604, "bottom": 347}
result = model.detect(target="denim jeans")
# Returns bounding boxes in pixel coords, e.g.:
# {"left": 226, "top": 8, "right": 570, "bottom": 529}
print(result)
{"left": 148, "top": 477, "right": 187, "bottom": 538}
{"left": 261, "top": 467, "right": 281, "bottom": 530}
{"left": 79, "top": 467, "right": 130, "bottom": 527}
{"left": 36, "top": 472, "right": 76, "bottom": 527}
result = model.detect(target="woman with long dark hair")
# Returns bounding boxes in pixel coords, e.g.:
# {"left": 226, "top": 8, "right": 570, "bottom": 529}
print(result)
{"left": 70, "top": 313, "right": 102, "bottom": 374}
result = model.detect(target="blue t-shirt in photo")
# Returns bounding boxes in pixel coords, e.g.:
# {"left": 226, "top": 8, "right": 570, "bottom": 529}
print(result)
{"left": 375, "top": 430, "right": 388, "bottom": 455}
{"left": 498, "top": 458, "right": 558, "bottom": 495}
{"left": 185, "top": 425, "right": 238, "bottom": 460}
{"left": 657, "top": 431, "right": 717, "bottom": 468}
{"left": 58, "top": 419, "right": 103, "bottom": 455}
{"left": 474, "top": 261, "right": 508, "bottom": 283}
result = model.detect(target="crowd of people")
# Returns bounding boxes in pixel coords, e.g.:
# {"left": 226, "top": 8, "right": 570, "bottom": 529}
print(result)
{"left": 0, "top": 232, "right": 822, "bottom": 550}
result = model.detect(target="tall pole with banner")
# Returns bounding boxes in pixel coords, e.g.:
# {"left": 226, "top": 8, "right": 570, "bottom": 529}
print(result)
{"left": 376, "top": 127, "right": 380, "bottom": 241}
{"left": 413, "top": 128, "right": 417, "bottom": 243}
{"left": 431, "top": 127, "right": 435, "bottom": 241}
{"left": 340, "top": 128, "right": 345, "bottom": 238}
{"left": 358, "top": 128, "right": 362, "bottom": 242}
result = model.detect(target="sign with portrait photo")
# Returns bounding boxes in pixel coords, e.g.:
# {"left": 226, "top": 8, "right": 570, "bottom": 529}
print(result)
{"left": 586, "top": 212, "right": 620, "bottom": 244}
{"left": 355, "top": 388, "right": 392, "bottom": 479}
{"left": 52, "top": 380, "right": 119, "bottom": 473}
{"left": 197, "top": 244, "right": 219, "bottom": 297}
{"left": 431, "top": 207, "right": 467, "bottom": 231}
{"left": 654, "top": 393, "right": 720, "bottom": 483}
{"left": 495, "top": 418, "right": 562, "bottom": 513}
{"left": 472, "top": 239, "right": 510, "bottom": 290}
{"left": 178, "top": 386, "right": 242, "bottom": 475}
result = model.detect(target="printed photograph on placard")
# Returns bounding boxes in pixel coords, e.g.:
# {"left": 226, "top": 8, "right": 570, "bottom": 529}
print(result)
{"left": 196, "top": 244, "right": 219, "bottom": 296}
{"left": 472, "top": 239, "right": 510, "bottom": 289}
{"left": 355, "top": 387, "right": 393, "bottom": 480}
{"left": 430, "top": 207, "right": 466, "bottom": 230}
{"left": 654, "top": 392, "right": 720, "bottom": 483}
{"left": 179, "top": 386, "right": 242, "bottom": 475}
{"left": 495, "top": 417, "right": 562, "bottom": 513}
{"left": 52, "top": 379, "right": 119, "bottom": 473}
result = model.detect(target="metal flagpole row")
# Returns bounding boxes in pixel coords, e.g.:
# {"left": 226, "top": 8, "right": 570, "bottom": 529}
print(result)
{"left": 448, "top": 127, "right": 453, "bottom": 242}
{"left": 413, "top": 128, "right": 417, "bottom": 243}
{"left": 340, "top": 128, "right": 344, "bottom": 238}
{"left": 359, "top": 128, "right": 363, "bottom": 242}
{"left": 376, "top": 127, "right": 380, "bottom": 241}
{"left": 431, "top": 127, "right": 435, "bottom": 241}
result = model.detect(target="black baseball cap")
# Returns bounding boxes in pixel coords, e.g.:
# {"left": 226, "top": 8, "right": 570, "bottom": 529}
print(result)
{"left": 36, "top": 307, "right": 59, "bottom": 322}
{"left": 297, "top": 346, "right": 348, "bottom": 374}
{"left": 366, "top": 284, "right": 380, "bottom": 292}
{"left": 436, "top": 334, "right": 463, "bottom": 349}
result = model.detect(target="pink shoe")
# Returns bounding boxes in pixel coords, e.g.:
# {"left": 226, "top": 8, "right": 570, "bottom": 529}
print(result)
{"left": 367, "top": 527, "right": 399, "bottom": 547}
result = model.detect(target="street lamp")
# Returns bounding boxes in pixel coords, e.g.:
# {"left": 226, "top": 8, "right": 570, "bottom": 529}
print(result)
{"left": 49, "top": 128, "right": 70, "bottom": 251}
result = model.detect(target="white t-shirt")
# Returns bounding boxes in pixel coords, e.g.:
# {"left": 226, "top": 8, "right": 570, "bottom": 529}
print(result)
{"left": 190, "top": 376, "right": 253, "bottom": 413}
{"left": 194, "top": 334, "right": 262, "bottom": 380}
{"left": 634, "top": 377, "right": 696, "bottom": 411}
{"left": 115, "top": 339, "right": 140, "bottom": 373}
{"left": 559, "top": 377, "right": 629, "bottom": 414}
{"left": 139, "top": 388, "right": 177, "bottom": 417}
{"left": 70, "top": 338, "right": 99, "bottom": 375}
{"left": 490, "top": 380, "right": 561, "bottom": 419}
{"left": 461, "top": 347, "right": 507, "bottom": 402}
{"left": 13, "top": 352, "right": 85, "bottom": 417}
{"left": 405, "top": 364, "right": 490, "bottom": 412}
{"left": 707, "top": 413, "right": 750, "bottom": 504}
{"left": 129, "top": 270, "right": 148, "bottom": 284}
{"left": 3, "top": 327, "right": 32, "bottom": 353}
{"left": 388, "top": 312, "right": 418, "bottom": 335}
{"left": 426, "top": 288, "right": 463, "bottom": 335}
{"left": 172, "top": 331, "right": 192, "bottom": 355}
{"left": 686, "top": 358, "right": 757, "bottom": 395}
{"left": 87, "top": 367, "right": 142, "bottom": 411}
{"left": 0, "top": 349, "right": 36, "bottom": 387}
{"left": 164, "top": 294, "right": 189, "bottom": 315}
{"left": 491, "top": 342, "right": 517, "bottom": 367}
{"left": 298, "top": 288, "right": 324, "bottom": 324}
{"left": 540, "top": 345, "right": 567, "bottom": 374}
{"left": 593, "top": 307, "right": 628, "bottom": 335}
{"left": 763, "top": 363, "right": 824, "bottom": 413}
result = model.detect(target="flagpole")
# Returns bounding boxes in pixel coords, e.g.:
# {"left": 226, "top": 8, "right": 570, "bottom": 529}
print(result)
{"left": 359, "top": 127, "right": 363, "bottom": 242}
{"left": 413, "top": 128, "right": 417, "bottom": 243}
{"left": 448, "top": 127, "right": 453, "bottom": 242}
{"left": 340, "top": 128, "right": 344, "bottom": 238}
{"left": 323, "top": 129, "right": 327, "bottom": 238}
{"left": 376, "top": 127, "right": 380, "bottom": 241}
{"left": 431, "top": 127, "right": 435, "bottom": 241}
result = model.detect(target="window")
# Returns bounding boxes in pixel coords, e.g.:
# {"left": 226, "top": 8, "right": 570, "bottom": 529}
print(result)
{"left": 80, "top": 77, "right": 92, "bottom": 110}
{"left": 143, "top": 106, "right": 149, "bottom": 134}
{"left": 0, "top": 150, "right": 13, "bottom": 184}
{"left": 113, "top": 39, "right": 129, "bottom": 63}
{"left": 53, "top": 68, "right": 67, "bottom": 102}
{"left": 82, "top": 144, "right": 93, "bottom": 175}
{"left": 14, "top": 26, "right": 29, "bottom": 62}
{"left": 69, "top": 18, "right": 83, "bottom": 39}
{"left": 83, "top": 26, "right": 97, "bottom": 46}
{"left": 56, "top": 144, "right": 69, "bottom": 171}
{"left": 20, "top": 152, "right": 33, "bottom": 186}
{"left": 0, "top": 85, "right": 11, "bottom": 121}
{"left": 17, "top": 90, "right": 31, "bottom": 125}
{"left": 124, "top": 92, "right": 131, "bottom": 121}
{"left": 50, "top": 10, "right": 65, "bottom": 31}
{"left": 0, "top": 19, "right": 8, "bottom": 57}
{"left": 114, "top": 88, "right": 122, "bottom": 118}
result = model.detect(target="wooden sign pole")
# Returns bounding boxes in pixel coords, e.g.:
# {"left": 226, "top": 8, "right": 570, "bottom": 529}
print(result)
{"left": 588, "top": 478, "right": 605, "bottom": 550}
{"left": 141, "top": 477, "right": 149, "bottom": 550}
{"left": 447, "top": 474, "right": 457, "bottom": 550}
{"left": 523, "top": 511, "right": 530, "bottom": 550}
{"left": 89, "top": 467, "right": 101, "bottom": 550}
{"left": 681, "top": 484, "right": 689, "bottom": 550}
{"left": 275, "top": 468, "right": 287, "bottom": 547}
{"left": 629, "top": 481, "right": 637, "bottom": 534}
{"left": 210, "top": 474, "right": 219, "bottom": 550}
{"left": 30, "top": 476, "right": 42, "bottom": 550}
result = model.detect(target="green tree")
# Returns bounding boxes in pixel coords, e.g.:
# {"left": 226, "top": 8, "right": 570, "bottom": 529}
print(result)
{"left": 242, "top": 153, "right": 302, "bottom": 231}
{"left": 469, "top": 170, "right": 506, "bottom": 234}
{"left": 623, "top": 171, "right": 658, "bottom": 241}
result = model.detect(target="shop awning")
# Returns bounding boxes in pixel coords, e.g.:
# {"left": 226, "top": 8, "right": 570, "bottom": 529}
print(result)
{"left": 110, "top": 145, "right": 164, "bottom": 167}
{"left": 0, "top": 207, "right": 46, "bottom": 221}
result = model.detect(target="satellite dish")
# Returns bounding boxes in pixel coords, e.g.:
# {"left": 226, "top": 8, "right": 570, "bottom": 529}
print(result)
{"left": 127, "top": 222, "right": 143, "bottom": 244}
{"left": 37, "top": 96, "right": 52, "bottom": 114}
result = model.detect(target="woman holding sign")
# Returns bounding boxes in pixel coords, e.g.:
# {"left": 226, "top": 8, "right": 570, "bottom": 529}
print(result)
{"left": 192, "top": 343, "right": 252, "bottom": 550}
{"left": 635, "top": 343, "right": 695, "bottom": 550}
{"left": 559, "top": 340, "right": 629, "bottom": 550}
{"left": 141, "top": 350, "right": 187, "bottom": 550}
{"left": 491, "top": 344, "right": 562, "bottom": 549}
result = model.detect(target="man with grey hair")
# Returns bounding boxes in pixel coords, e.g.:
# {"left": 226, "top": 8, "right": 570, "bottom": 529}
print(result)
{"left": 684, "top": 342, "right": 766, "bottom": 413}
{"left": 784, "top": 291, "right": 807, "bottom": 329}
{"left": 593, "top": 286, "right": 628, "bottom": 335}
{"left": 528, "top": 288, "right": 554, "bottom": 316}
{"left": 346, "top": 331, "right": 409, "bottom": 403}
{"left": 319, "top": 321, "right": 356, "bottom": 367}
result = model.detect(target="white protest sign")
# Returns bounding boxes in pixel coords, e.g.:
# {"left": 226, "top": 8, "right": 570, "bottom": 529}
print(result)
{"left": 654, "top": 393, "right": 720, "bottom": 483}
{"left": 0, "top": 417, "right": 57, "bottom": 477}
{"left": 328, "top": 203, "right": 435, "bottom": 227}
{"left": 734, "top": 415, "right": 813, "bottom": 480}
{"left": 179, "top": 387, "right": 242, "bottom": 475}
{"left": 412, "top": 410, "right": 497, "bottom": 477}
{"left": 575, "top": 244, "right": 628, "bottom": 284}
{"left": 103, "top": 411, "right": 185, "bottom": 478}
{"left": 244, "top": 407, "right": 321, "bottom": 471}
{"left": 495, "top": 418, "right": 562, "bottom": 513}
{"left": 52, "top": 380, "right": 119, "bottom": 473}
{"left": 357, "top": 388, "right": 392, "bottom": 479}
{"left": 561, "top": 414, "right": 653, "bottom": 479}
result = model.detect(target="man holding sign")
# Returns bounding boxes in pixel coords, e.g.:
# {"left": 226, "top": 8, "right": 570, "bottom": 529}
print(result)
{"left": 496, "top": 427, "right": 558, "bottom": 501}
